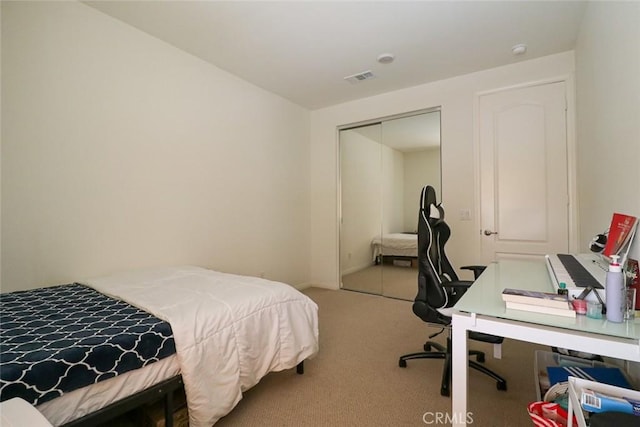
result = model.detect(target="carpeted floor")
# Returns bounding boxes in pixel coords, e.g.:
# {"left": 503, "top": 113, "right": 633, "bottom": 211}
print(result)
{"left": 215, "top": 288, "right": 547, "bottom": 426}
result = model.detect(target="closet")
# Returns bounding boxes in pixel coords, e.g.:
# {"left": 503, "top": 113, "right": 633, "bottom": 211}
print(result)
{"left": 339, "top": 108, "right": 441, "bottom": 300}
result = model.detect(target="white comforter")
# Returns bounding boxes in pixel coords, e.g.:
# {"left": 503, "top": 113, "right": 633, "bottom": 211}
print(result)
{"left": 83, "top": 266, "right": 319, "bottom": 426}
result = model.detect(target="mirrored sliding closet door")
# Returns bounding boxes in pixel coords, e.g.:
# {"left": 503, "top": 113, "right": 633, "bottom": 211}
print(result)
{"left": 339, "top": 109, "right": 441, "bottom": 300}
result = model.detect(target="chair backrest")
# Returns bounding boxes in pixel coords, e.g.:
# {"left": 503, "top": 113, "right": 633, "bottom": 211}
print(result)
{"left": 412, "top": 185, "right": 460, "bottom": 324}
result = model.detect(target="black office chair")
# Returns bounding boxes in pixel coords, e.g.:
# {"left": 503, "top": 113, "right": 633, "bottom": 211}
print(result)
{"left": 398, "top": 185, "right": 507, "bottom": 396}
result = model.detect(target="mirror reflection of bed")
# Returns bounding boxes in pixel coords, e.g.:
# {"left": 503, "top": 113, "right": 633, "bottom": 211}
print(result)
{"left": 339, "top": 109, "right": 441, "bottom": 301}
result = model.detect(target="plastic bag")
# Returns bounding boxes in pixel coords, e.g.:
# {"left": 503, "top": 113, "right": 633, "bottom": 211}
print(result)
{"left": 527, "top": 401, "right": 575, "bottom": 427}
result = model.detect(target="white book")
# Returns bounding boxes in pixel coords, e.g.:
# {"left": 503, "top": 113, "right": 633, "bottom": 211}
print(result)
{"left": 505, "top": 301, "right": 576, "bottom": 318}
{"left": 502, "top": 287, "right": 571, "bottom": 309}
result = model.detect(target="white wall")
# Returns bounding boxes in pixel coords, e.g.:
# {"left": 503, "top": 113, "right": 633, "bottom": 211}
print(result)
{"left": 574, "top": 1, "right": 640, "bottom": 381}
{"left": 310, "top": 52, "right": 575, "bottom": 288}
{"left": 1, "top": 2, "right": 310, "bottom": 291}
{"left": 4, "top": 2, "right": 636, "bottom": 295}
{"left": 575, "top": 1, "right": 640, "bottom": 261}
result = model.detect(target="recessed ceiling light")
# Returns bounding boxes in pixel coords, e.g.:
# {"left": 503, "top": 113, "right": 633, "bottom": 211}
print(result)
{"left": 511, "top": 44, "right": 527, "bottom": 55}
{"left": 377, "top": 53, "right": 395, "bottom": 64}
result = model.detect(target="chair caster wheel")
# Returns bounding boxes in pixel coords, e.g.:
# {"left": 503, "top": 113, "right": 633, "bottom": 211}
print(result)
{"left": 399, "top": 359, "right": 407, "bottom": 368}
{"left": 497, "top": 381, "right": 507, "bottom": 391}
{"left": 424, "top": 343, "right": 431, "bottom": 351}
{"left": 476, "top": 354, "right": 485, "bottom": 363}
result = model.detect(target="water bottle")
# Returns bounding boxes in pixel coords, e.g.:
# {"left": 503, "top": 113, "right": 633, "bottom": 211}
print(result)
{"left": 605, "top": 255, "right": 625, "bottom": 323}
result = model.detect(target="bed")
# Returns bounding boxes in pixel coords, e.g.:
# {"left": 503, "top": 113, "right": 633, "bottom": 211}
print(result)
{"left": 0, "top": 266, "right": 319, "bottom": 427}
{"left": 371, "top": 233, "right": 418, "bottom": 264}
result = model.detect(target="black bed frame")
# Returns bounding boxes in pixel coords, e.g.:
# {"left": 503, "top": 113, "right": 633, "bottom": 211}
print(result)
{"left": 60, "top": 375, "right": 184, "bottom": 427}
{"left": 59, "top": 361, "right": 305, "bottom": 427}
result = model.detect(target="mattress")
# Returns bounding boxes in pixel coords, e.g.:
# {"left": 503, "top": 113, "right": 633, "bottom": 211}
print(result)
{"left": 371, "top": 233, "right": 418, "bottom": 260}
{"left": 36, "top": 354, "right": 179, "bottom": 426}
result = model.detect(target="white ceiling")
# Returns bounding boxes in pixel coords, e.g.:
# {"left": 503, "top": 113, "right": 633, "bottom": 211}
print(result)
{"left": 84, "top": 1, "right": 587, "bottom": 110}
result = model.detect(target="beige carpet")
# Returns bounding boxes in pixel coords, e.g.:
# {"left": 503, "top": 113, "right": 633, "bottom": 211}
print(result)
{"left": 216, "top": 288, "right": 547, "bottom": 426}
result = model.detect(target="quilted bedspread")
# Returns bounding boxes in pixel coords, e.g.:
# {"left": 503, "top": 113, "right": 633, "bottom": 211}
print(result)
{"left": 0, "top": 284, "right": 176, "bottom": 406}
{"left": 83, "top": 266, "right": 319, "bottom": 427}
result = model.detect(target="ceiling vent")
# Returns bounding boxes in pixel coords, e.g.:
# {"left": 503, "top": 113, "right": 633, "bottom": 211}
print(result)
{"left": 344, "top": 70, "right": 376, "bottom": 84}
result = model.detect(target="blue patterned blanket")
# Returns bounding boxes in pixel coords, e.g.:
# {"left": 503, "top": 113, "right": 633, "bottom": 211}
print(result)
{"left": 0, "top": 283, "right": 176, "bottom": 405}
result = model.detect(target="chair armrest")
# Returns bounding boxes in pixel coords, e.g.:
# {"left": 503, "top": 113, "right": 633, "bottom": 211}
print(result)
{"left": 461, "top": 265, "right": 486, "bottom": 280}
{"left": 442, "top": 280, "right": 473, "bottom": 290}
{"left": 443, "top": 280, "right": 474, "bottom": 305}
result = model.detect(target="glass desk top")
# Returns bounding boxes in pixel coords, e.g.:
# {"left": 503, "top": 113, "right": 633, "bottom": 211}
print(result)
{"left": 453, "top": 259, "right": 640, "bottom": 341}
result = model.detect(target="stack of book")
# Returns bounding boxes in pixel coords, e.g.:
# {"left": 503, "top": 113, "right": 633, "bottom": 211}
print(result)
{"left": 502, "top": 288, "right": 576, "bottom": 318}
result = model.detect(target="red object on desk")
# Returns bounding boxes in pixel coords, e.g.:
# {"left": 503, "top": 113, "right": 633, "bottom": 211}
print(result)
{"left": 572, "top": 299, "right": 587, "bottom": 314}
{"left": 603, "top": 213, "right": 637, "bottom": 258}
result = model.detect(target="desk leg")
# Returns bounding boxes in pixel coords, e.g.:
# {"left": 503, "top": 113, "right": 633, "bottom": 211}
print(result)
{"left": 451, "top": 313, "right": 469, "bottom": 427}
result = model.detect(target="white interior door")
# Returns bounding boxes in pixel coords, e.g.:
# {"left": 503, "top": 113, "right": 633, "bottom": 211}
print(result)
{"left": 479, "top": 81, "right": 569, "bottom": 262}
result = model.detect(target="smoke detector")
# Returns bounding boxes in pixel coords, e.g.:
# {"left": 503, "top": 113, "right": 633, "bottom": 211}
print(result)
{"left": 344, "top": 70, "right": 376, "bottom": 84}
{"left": 511, "top": 44, "right": 527, "bottom": 55}
{"left": 377, "top": 53, "right": 395, "bottom": 64}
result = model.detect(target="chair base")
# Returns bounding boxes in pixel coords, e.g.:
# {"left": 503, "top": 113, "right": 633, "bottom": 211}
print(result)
{"left": 399, "top": 338, "right": 507, "bottom": 397}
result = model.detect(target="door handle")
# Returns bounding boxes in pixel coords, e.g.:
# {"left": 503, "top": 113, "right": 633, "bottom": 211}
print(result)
{"left": 483, "top": 229, "right": 498, "bottom": 236}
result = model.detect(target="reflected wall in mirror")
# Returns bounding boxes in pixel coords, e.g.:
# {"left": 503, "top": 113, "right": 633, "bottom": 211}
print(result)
{"left": 339, "top": 109, "right": 441, "bottom": 300}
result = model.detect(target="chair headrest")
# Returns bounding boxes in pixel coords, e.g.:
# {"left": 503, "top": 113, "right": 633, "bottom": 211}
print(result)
{"left": 420, "top": 185, "right": 445, "bottom": 222}
{"left": 420, "top": 185, "right": 437, "bottom": 210}
{"left": 429, "top": 204, "right": 441, "bottom": 219}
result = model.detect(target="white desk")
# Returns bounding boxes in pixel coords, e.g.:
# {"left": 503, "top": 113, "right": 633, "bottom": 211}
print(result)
{"left": 451, "top": 260, "right": 640, "bottom": 427}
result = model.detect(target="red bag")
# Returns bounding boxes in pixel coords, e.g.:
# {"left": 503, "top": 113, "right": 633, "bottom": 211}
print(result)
{"left": 527, "top": 401, "right": 576, "bottom": 427}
